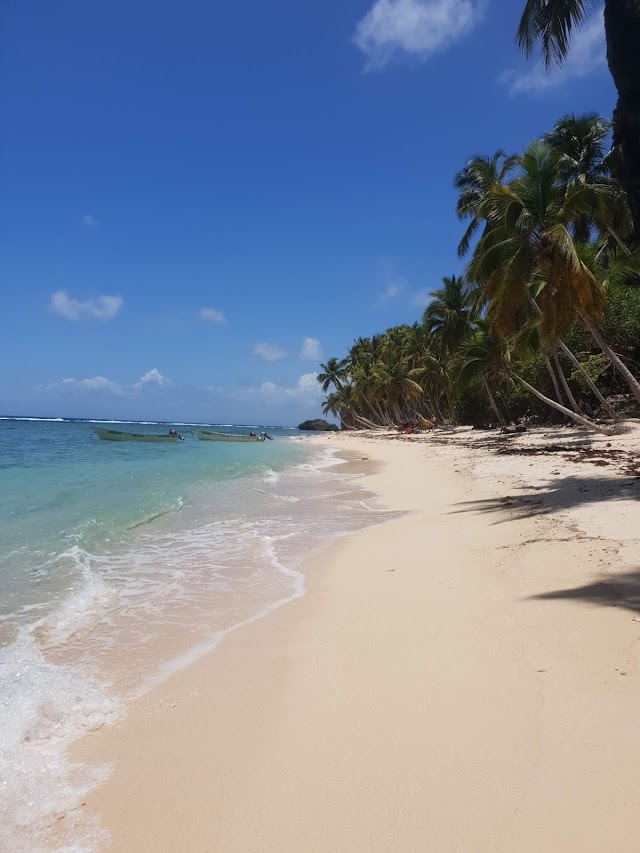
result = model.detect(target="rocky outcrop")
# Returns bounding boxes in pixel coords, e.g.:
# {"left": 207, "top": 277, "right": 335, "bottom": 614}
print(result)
{"left": 297, "top": 419, "right": 339, "bottom": 431}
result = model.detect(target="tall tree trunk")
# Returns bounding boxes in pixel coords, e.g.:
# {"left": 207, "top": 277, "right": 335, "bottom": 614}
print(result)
{"left": 544, "top": 355, "right": 565, "bottom": 405}
{"left": 509, "top": 370, "right": 614, "bottom": 435}
{"left": 482, "top": 377, "right": 507, "bottom": 427}
{"left": 604, "top": 0, "right": 640, "bottom": 243}
{"left": 558, "top": 341, "right": 618, "bottom": 420}
{"left": 553, "top": 351, "right": 581, "bottom": 413}
{"left": 577, "top": 307, "right": 640, "bottom": 408}
{"left": 526, "top": 292, "right": 614, "bottom": 415}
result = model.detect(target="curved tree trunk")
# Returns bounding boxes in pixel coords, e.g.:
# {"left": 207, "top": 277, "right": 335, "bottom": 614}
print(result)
{"left": 553, "top": 351, "right": 580, "bottom": 413}
{"left": 577, "top": 307, "right": 640, "bottom": 408}
{"left": 544, "top": 355, "right": 565, "bottom": 405}
{"left": 482, "top": 377, "right": 507, "bottom": 427}
{"left": 527, "top": 292, "right": 617, "bottom": 417}
{"left": 508, "top": 369, "right": 614, "bottom": 435}
{"left": 558, "top": 341, "right": 618, "bottom": 420}
{"left": 604, "top": 0, "right": 640, "bottom": 243}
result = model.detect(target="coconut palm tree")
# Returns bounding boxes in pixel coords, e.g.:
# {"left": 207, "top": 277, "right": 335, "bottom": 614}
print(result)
{"left": 457, "top": 319, "right": 510, "bottom": 426}
{"left": 469, "top": 140, "right": 640, "bottom": 408}
{"left": 317, "top": 357, "right": 349, "bottom": 394}
{"left": 516, "top": 0, "right": 640, "bottom": 243}
{"left": 454, "top": 151, "right": 520, "bottom": 257}
{"left": 423, "top": 275, "right": 476, "bottom": 357}
{"left": 542, "top": 113, "right": 613, "bottom": 243}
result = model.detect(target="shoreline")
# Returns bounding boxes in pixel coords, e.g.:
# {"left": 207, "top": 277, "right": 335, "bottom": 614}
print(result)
{"left": 68, "top": 427, "right": 640, "bottom": 851}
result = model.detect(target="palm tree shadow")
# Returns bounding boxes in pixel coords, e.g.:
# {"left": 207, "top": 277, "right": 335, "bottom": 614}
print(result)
{"left": 529, "top": 569, "right": 640, "bottom": 614}
{"left": 451, "top": 474, "right": 640, "bottom": 523}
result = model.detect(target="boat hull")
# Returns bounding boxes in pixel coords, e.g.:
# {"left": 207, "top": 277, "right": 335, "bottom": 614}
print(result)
{"left": 94, "top": 427, "right": 180, "bottom": 442}
{"left": 193, "top": 430, "right": 262, "bottom": 442}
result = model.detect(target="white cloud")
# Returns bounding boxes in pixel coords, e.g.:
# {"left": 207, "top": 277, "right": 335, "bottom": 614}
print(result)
{"left": 253, "top": 342, "right": 286, "bottom": 361}
{"left": 42, "top": 368, "right": 171, "bottom": 395}
{"left": 258, "top": 373, "right": 322, "bottom": 400}
{"left": 134, "top": 368, "right": 171, "bottom": 389}
{"left": 51, "top": 291, "right": 123, "bottom": 322}
{"left": 300, "top": 337, "right": 322, "bottom": 360}
{"left": 377, "top": 278, "right": 406, "bottom": 304}
{"left": 81, "top": 214, "right": 98, "bottom": 228}
{"left": 200, "top": 307, "right": 229, "bottom": 325}
{"left": 42, "top": 376, "right": 123, "bottom": 394}
{"left": 411, "top": 289, "right": 432, "bottom": 307}
{"left": 499, "top": 9, "right": 605, "bottom": 94}
{"left": 354, "top": 0, "right": 482, "bottom": 71}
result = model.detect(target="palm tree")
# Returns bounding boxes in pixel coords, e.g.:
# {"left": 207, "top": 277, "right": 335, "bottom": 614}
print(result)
{"left": 454, "top": 151, "right": 520, "bottom": 257}
{"left": 317, "top": 357, "right": 349, "bottom": 394}
{"left": 423, "top": 275, "right": 476, "bottom": 357}
{"left": 516, "top": 0, "right": 640, "bottom": 243}
{"left": 543, "top": 113, "right": 610, "bottom": 182}
{"left": 457, "top": 319, "right": 510, "bottom": 426}
{"left": 542, "top": 113, "right": 613, "bottom": 243}
{"left": 469, "top": 140, "right": 640, "bottom": 408}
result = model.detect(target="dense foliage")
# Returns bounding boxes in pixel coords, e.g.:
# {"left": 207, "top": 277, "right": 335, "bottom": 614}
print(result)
{"left": 318, "top": 115, "right": 640, "bottom": 434}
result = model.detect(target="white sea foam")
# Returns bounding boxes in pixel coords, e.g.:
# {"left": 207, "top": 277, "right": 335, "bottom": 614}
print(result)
{"left": 0, "top": 632, "right": 120, "bottom": 853}
{"left": 0, "top": 437, "right": 401, "bottom": 851}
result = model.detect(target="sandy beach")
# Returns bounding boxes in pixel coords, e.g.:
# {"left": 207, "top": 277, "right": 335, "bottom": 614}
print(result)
{"left": 71, "top": 425, "right": 640, "bottom": 852}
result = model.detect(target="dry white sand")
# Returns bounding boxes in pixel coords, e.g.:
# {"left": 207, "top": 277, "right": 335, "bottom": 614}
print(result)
{"left": 70, "top": 426, "right": 640, "bottom": 852}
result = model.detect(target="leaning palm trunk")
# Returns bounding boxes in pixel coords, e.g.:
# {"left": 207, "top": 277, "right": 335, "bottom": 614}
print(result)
{"left": 482, "top": 377, "right": 507, "bottom": 427}
{"left": 527, "top": 295, "right": 617, "bottom": 418}
{"left": 576, "top": 308, "right": 640, "bottom": 408}
{"left": 557, "top": 341, "right": 618, "bottom": 420}
{"left": 352, "top": 412, "right": 381, "bottom": 430}
{"left": 553, "top": 351, "right": 581, "bottom": 414}
{"left": 544, "top": 355, "right": 565, "bottom": 405}
{"left": 508, "top": 370, "right": 614, "bottom": 435}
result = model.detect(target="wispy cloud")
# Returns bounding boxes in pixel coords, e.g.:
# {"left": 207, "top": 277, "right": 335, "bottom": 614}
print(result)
{"left": 253, "top": 342, "right": 286, "bottom": 362}
{"left": 51, "top": 291, "right": 122, "bottom": 322}
{"left": 42, "top": 368, "right": 171, "bottom": 395}
{"left": 81, "top": 213, "right": 98, "bottom": 228}
{"left": 354, "top": 0, "right": 483, "bottom": 71}
{"left": 300, "top": 337, "right": 322, "bottom": 360}
{"left": 377, "top": 277, "right": 406, "bottom": 305}
{"left": 42, "top": 376, "right": 123, "bottom": 394}
{"left": 200, "top": 307, "right": 229, "bottom": 326}
{"left": 258, "top": 372, "right": 322, "bottom": 401}
{"left": 499, "top": 9, "right": 605, "bottom": 94}
{"left": 411, "top": 289, "right": 432, "bottom": 307}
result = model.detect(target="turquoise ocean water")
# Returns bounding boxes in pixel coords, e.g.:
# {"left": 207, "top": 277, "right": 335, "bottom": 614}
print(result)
{"left": 0, "top": 418, "right": 397, "bottom": 852}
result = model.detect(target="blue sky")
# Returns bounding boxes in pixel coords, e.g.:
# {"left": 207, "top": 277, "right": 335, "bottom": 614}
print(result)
{"left": 1, "top": 0, "right": 616, "bottom": 424}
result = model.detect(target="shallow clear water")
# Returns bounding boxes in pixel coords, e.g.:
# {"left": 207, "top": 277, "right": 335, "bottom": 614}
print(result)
{"left": 0, "top": 418, "right": 399, "bottom": 852}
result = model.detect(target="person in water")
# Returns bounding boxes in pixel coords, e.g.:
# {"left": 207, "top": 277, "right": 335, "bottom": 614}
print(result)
{"left": 168, "top": 428, "right": 177, "bottom": 436}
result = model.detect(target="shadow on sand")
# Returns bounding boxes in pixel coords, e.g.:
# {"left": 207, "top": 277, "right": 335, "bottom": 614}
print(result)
{"left": 451, "top": 474, "right": 640, "bottom": 523}
{"left": 528, "top": 568, "right": 640, "bottom": 615}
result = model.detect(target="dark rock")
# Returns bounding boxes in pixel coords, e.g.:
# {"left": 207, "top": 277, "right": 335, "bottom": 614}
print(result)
{"left": 297, "top": 419, "right": 339, "bottom": 432}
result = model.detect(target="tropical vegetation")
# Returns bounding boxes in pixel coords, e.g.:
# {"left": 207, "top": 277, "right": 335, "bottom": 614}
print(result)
{"left": 516, "top": 0, "right": 640, "bottom": 243}
{"left": 318, "top": 112, "right": 640, "bottom": 434}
